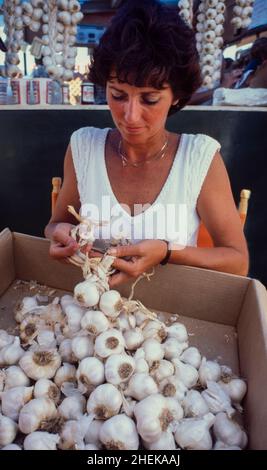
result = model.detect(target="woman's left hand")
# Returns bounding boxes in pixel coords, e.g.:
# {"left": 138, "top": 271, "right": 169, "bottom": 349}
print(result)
{"left": 108, "top": 239, "right": 168, "bottom": 287}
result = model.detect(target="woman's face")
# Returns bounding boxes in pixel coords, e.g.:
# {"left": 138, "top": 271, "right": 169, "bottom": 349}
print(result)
{"left": 106, "top": 77, "right": 177, "bottom": 143}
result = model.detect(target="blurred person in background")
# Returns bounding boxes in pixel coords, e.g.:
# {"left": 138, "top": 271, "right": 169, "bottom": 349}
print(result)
{"left": 188, "top": 57, "right": 243, "bottom": 105}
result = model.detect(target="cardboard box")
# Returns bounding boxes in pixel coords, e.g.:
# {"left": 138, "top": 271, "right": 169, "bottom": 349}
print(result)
{"left": 1, "top": 228, "right": 267, "bottom": 449}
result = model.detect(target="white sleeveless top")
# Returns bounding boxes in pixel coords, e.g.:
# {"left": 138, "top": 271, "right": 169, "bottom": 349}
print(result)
{"left": 71, "top": 127, "right": 220, "bottom": 247}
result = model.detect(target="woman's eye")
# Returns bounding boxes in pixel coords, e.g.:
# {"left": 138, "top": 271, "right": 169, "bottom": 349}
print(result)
{"left": 111, "top": 94, "right": 126, "bottom": 101}
{"left": 142, "top": 98, "right": 159, "bottom": 105}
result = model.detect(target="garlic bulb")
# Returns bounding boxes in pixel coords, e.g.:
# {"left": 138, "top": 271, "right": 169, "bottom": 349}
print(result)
{"left": 63, "top": 304, "right": 84, "bottom": 333}
{"left": 58, "top": 394, "right": 86, "bottom": 420}
{"left": 213, "top": 412, "right": 248, "bottom": 449}
{"left": 1, "top": 443, "right": 22, "bottom": 450}
{"left": 142, "top": 320, "right": 167, "bottom": 342}
{"left": 167, "top": 322, "right": 188, "bottom": 342}
{"left": 14, "top": 296, "right": 38, "bottom": 323}
{"left": 0, "top": 413, "right": 18, "bottom": 447}
{"left": 180, "top": 346, "right": 201, "bottom": 369}
{"left": 23, "top": 431, "right": 59, "bottom": 450}
{"left": 19, "top": 397, "right": 57, "bottom": 434}
{"left": 123, "top": 328, "right": 144, "bottom": 350}
{"left": 105, "top": 353, "right": 135, "bottom": 385}
{"left": 99, "top": 290, "right": 123, "bottom": 318}
{"left": 134, "top": 394, "right": 176, "bottom": 443}
{"left": 218, "top": 378, "right": 247, "bottom": 404}
{"left": 34, "top": 378, "right": 60, "bottom": 404}
{"left": 71, "top": 335, "right": 94, "bottom": 360}
{"left": 19, "top": 349, "right": 61, "bottom": 380}
{"left": 37, "top": 330, "right": 57, "bottom": 349}
{"left": 58, "top": 415, "right": 91, "bottom": 450}
{"left": 94, "top": 329, "right": 125, "bottom": 358}
{"left": 0, "top": 337, "right": 24, "bottom": 366}
{"left": 74, "top": 280, "right": 99, "bottom": 307}
{"left": 159, "top": 375, "right": 187, "bottom": 401}
{"left": 77, "top": 357, "right": 105, "bottom": 393}
{"left": 142, "top": 338, "right": 164, "bottom": 365}
{"left": 163, "top": 337, "right": 188, "bottom": 360}
{"left": 0, "top": 386, "right": 33, "bottom": 421}
{"left": 149, "top": 359, "right": 174, "bottom": 383}
{"left": 3, "top": 365, "right": 30, "bottom": 389}
{"left": 87, "top": 383, "right": 122, "bottom": 419}
{"left": 80, "top": 310, "right": 109, "bottom": 336}
{"left": 199, "top": 357, "right": 221, "bottom": 386}
{"left": 99, "top": 414, "right": 139, "bottom": 450}
{"left": 0, "top": 330, "right": 15, "bottom": 348}
{"left": 59, "top": 339, "right": 76, "bottom": 364}
{"left": 172, "top": 357, "right": 199, "bottom": 388}
{"left": 143, "top": 430, "right": 176, "bottom": 450}
{"left": 201, "top": 381, "right": 235, "bottom": 417}
{"left": 124, "top": 373, "right": 158, "bottom": 401}
{"left": 182, "top": 390, "right": 209, "bottom": 417}
{"left": 174, "top": 413, "right": 215, "bottom": 450}
{"left": 54, "top": 362, "right": 77, "bottom": 388}
{"left": 84, "top": 419, "right": 103, "bottom": 447}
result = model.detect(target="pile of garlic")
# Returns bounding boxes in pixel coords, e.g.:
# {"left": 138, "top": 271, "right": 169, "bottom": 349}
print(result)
{"left": 2, "top": 0, "right": 83, "bottom": 80}
{"left": 231, "top": 0, "right": 255, "bottom": 32}
{"left": 0, "top": 264, "right": 248, "bottom": 450}
{"left": 3, "top": 0, "right": 25, "bottom": 78}
{"left": 196, "top": 0, "right": 226, "bottom": 89}
{"left": 178, "top": 0, "right": 193, "bottom": 28}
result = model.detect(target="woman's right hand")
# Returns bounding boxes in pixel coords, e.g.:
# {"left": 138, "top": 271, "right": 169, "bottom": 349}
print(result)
{"left": 49, "top": 223, "right": 80, "bottom": 261}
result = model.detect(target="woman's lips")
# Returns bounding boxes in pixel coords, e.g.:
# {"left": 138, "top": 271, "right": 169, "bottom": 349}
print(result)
{"left": 124, "top": 126, "right": 144, "bottom": 133}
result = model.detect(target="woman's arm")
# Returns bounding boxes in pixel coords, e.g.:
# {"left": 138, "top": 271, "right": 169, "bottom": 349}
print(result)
{"left": 44, "top": 144, "right": 81, "bottom": 259}
{"left": 169, "top": 151, "right": 249, "bottom": 275}
{"left": 108, "top": 152, "right": 249, "bottom": 287}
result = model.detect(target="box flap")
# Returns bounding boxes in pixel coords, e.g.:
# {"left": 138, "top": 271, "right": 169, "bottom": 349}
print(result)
{"left": 0, "top": 228, "right": 15, "bottom": 296}
{"left": 13, "top": 232, "right": 82, "bottom": 290}
{"left": 238, "top": 279, "right": 267, "bottom": 449}
{"left": 119, "top": 264, "right": 250, "bottom": 326}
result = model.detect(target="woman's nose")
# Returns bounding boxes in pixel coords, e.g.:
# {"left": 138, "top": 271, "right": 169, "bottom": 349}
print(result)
{"left": 124, "top": 99, "right": 141, "bottom": 124}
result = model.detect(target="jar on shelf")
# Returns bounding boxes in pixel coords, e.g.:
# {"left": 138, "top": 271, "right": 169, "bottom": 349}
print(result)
{"left": 81, "top": 81, "right": 95, "bottom": 104}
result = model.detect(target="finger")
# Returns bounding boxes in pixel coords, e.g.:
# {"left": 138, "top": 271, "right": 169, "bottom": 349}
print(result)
{"left": 109, "top": 271, "right": 133, "bottom": 288}
{"left": 53, "top": 229, "right": 76, "bottom": 247}
{"left": 107, "top": 244, "right": 141, "bottom": 258}
{"left": 112, "top": 257, "right": 140, "bottom": 275}
{"left": 50, "top": 240, "right": 78, "bottom": 259}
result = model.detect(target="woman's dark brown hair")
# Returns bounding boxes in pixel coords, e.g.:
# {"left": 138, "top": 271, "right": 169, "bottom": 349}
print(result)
{"left": 89, "top": 0, "right": 201, "bottom": 114}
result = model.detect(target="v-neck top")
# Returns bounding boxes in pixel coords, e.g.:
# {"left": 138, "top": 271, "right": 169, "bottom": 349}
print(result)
{"left": 71, "top": 127, "right": 220, "bottom": 246}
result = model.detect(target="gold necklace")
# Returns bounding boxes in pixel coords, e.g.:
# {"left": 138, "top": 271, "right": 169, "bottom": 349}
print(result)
{"left": 118, "top": 134, "right": 169, "bottom": 168}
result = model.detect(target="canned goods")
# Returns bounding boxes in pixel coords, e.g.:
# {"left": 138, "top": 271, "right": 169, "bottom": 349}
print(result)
{"left": 62, "top": 83, "right": 70, "bottom": 104}
{"left": 26, "top": 79, "right": 40, "bottom": 105}
{"left": 81, "top": 81, "right": 95, "bottom": 104}
{"left": 11, "top": 80, "right": 21, "bottom": 104}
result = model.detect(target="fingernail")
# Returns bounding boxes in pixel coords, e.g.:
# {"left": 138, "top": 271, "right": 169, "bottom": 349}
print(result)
{"left": 108, "top": 248, "right": 117, "bottom": 255}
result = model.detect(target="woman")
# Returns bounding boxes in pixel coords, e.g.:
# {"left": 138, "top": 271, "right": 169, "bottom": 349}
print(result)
{"left": 45, "top": 0, "right": 248, "bottom": 287}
